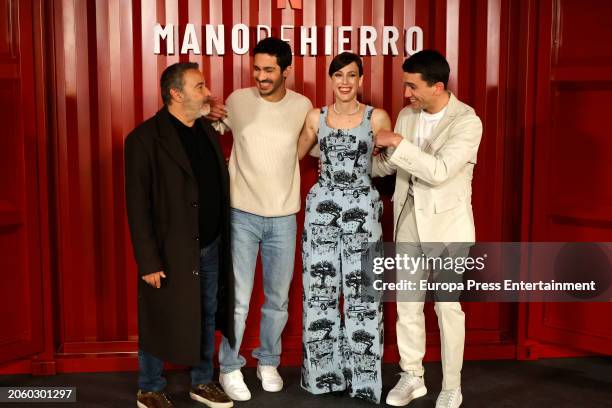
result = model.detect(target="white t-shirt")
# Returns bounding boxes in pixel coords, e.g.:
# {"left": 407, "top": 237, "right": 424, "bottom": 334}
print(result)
{"left": 223, "top": 87, "right": 312, "bottom": 217}
{"left": 416, "top": 106, "right": 447, "bottom": 148}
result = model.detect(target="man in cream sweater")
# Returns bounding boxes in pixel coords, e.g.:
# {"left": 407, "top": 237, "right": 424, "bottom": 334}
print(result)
{"left": 208, "top": 37, "right": 312, "bottom": 401}
{"left": 373, "top": 50, "right": 482, "bottom": 408}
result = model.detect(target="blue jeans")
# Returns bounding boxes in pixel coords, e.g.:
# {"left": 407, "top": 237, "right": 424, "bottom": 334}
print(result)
{"left": 138, "top": 237, "right": 220, "bottom": 391}
{"left": 219, "top": 208, "right": 296, "bottom": 373}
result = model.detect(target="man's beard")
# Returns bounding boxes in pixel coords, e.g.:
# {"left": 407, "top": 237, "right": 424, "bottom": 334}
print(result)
{"left": 185, "top": 96, "right": 209, "bottom": 119}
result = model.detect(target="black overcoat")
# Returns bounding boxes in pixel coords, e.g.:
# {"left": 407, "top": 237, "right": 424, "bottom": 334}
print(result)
{"left": 124, "top": 107, "right": 235, "bottom": 366}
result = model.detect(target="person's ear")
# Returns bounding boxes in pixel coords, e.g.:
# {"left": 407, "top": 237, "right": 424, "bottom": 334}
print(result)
{"left": 283, "top": 65, "right": 293, "bottom": 79}
{"left": 169, "top": 88, "right": 182, "bottom": 103}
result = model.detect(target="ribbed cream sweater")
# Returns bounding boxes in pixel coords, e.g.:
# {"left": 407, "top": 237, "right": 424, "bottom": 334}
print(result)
{"left": 223, "top": 87, "right": 312, "bottom": 217}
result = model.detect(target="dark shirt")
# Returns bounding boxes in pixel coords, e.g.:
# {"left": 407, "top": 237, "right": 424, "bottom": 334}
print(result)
{"left": 169, "top": 112, "right": 221, "bottom": 247}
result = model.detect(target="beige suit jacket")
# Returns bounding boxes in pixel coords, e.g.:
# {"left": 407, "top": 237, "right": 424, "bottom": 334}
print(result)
{"left": 373, "top": 92, "right": 483, "bottom": 243}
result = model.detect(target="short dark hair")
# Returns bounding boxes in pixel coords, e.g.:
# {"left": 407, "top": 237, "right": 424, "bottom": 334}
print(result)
{"left": 328, "top": 52, "right": 363, "bottom": 77}
{"left": 253, "top": 37, "right": 292, "bottom": 72}
{"left": 160, "top": 62, "right": 199, "bottom": 105}
{"left": 402, "top": 50, "right": 450, "bottom": 88}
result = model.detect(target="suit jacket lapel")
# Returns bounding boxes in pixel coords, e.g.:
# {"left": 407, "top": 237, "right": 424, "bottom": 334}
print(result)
{"left": 423, "top": 92, "right": 459, "bottom": 154}
{"left": 402, "top": 110, "right": 419, "bottom": 145}
{"left": 155, "top": 107, "right": 195, "bottom": 179}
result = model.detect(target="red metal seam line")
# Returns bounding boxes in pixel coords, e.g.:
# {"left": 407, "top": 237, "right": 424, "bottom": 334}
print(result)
{"left": 432, "top": 0, "right": 445, "bottom": 55}
{"left": 231, "top": 0, "right": 241, "bottom": 89}
{"left": 473, "top": 0, "right": 492, "bottom": 238}
{"left": 165, "top": 0, "right": 179, "bottom": 66}
{"left": 177, "top": 0, "right": 188, "bottom": 63}
{"left": 208, "top": 0, "right": 222, "bottom": 100}
{"left": 155, "top": 0, "right": 166, "bottom": 113}
{"left": 189, "top": 0, "right": 202, "bottom": 75}
{"left": 94, "top": 0, "right": 108, "bottom": 340}
{"left": 370, "top": 0, "right": 383, "bottom": 109}
{"left": 355, "top": 0, "right": 366, "bottom": 102}
{"left": 380, "top": 0, "right": 392, "bottom": 116}
{"left": 282, "top": 0, "right": 296, "bottom": 90}
{"left": 62, "top": 0, "right": 85, "bottom": 344}
{"left": 12, "top": 0, "right": 39, "bottom": 363}
{"left": 221, "top": 0, "right": 233, "bottom": 96}
{"left": 518, "top": 0, "right": 537, "bottom": 244}
{"left": 109, "top": 0, "right": 125, "bottom": 339}
{"left": 53, "top": 0, "right": 69, "bottom": 347}
{"left": 185, "top": 2, "right": 201, "bottom": 69}
{"left": 286, "top": 0, "right": 302, "bottom": 339}
{"left": 292, "top": 0, "right": 304, "bottom": 95}
{"left": 488, "top": 0, "right": 505, "bottom": 242}
{"left": 314, "top": 0, "right": 326, "bottom": 107}
{"left": 32, "top": 0, "right": 56, "bottom": 366}
{"left": 391, "top": 0, "right": 411, "bottom": 123}
{"left": 126, "top": 0, "right": 142, "bottom": 337}
{"left": 242, "top": 0, "right": 251, "bottom": 89}
{"left": 445, "top": 0, "right": 458, "bottom": 93}
{"left": 131, "top": 0, "right": 143, "bottom": 124}
{"left": 140, "top": 0, "right": 156, "bottom": 118}
{"left": 50, "top": 0, "right": 67, "bottom": 353}
{"left": 301, "top": 0, "right": 314, "bottom": 101}
{"left": 79, "top": 0, "right": 98, "bottom": 342}
{"left": 94, "top": 0, "right": 111, "bottom": 341}
{"left": 118, "top": 0, "right": 136, "bottom": 339}
{"left": 10, "top": 5, "right": 29, "bottom": 345}
{"left": 239, "top": 0, "right": 251, "bottom": 88}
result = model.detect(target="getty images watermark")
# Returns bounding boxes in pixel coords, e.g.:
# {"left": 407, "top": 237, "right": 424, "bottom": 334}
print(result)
{"left": 358, "top": 242, "right": 612, "bottom": 302}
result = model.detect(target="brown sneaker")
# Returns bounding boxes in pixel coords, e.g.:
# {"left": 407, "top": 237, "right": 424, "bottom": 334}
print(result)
{"left": 136, "top": 389, "right": 174, "bottom": 408}
{"left": 190, "top": 382, "right": 234, "bottom": 408}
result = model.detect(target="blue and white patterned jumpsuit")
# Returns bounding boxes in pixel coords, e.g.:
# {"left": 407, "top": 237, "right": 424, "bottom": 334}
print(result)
{"left": 301, "top": 105, "right": 384, "bottom": 404}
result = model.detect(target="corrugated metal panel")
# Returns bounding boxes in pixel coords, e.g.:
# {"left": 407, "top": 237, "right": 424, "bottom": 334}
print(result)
{"left": 50, "top": 0, "right": 512, "bottom": 358}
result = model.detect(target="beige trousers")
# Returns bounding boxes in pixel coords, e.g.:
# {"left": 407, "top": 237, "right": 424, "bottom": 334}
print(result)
{"left": 395, "top": 197, "right": 465, "bottom": 390}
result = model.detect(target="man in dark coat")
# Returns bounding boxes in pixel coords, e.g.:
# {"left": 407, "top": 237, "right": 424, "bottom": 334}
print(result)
{"left": 125, "top": 62, "right": 235, "bottom": 408}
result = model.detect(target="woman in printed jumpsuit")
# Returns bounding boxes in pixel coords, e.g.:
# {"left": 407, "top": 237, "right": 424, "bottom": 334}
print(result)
{"left": 297, "top": 52, "right": 392, "bottom": 404}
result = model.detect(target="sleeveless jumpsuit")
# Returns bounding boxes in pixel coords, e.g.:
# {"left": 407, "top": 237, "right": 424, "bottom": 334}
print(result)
{"left": 301, "top": 106, "right": 384, "bottom": 403}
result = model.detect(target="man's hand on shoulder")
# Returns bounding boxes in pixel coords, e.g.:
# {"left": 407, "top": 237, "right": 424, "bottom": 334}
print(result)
{"left": 205, "top": 96, "right": 227, "bottom": 122}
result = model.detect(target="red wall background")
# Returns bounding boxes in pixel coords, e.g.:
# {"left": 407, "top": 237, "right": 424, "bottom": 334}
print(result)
{"left": 0, "top": 0, "right": 610, "bottom": 375}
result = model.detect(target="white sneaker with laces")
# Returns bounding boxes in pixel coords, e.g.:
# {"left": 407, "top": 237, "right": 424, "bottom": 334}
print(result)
{"left": 385, "top": 372, "right": 427, "bottom": 406}
{"left": 435, "top": 387, "right": 462, "bottom": 408}
{"left": 219, "top": 370, "right": 251, "bottom": 401}
{"left": 256, "top": 365, "right": 283, "bottom": 392}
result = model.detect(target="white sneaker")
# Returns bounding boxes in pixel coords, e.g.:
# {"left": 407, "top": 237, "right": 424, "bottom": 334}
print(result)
{"left": 256, "top": 365, "right": 283, "bottom": 392}
{"left": 385, "top": 372, "right": 427, "bottom": 406}
{"left": 219, "top": 370, "right": 251, "bottom": 401}
{"left": 435, "top": 387, "right": 462, "bottom": 408}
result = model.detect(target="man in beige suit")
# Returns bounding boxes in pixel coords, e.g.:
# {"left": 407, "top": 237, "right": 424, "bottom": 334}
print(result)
{"left": 372, "top": 50, "right": 482, "bottom": 408}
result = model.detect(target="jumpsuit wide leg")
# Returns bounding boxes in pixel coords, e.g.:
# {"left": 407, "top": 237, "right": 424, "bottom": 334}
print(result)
{"left": 301, "top": 106, "right": 384, "bottom": 404}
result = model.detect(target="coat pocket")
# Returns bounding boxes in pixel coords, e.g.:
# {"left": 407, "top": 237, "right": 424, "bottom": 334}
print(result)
{"left": 434, "top": 195, "right": 461, "bottom": 214}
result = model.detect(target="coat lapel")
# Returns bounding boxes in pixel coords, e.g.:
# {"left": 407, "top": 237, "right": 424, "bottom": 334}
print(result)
{"left": 402, "top": 109, "right": 419, "bottom": 145}
{"left": 423, "top": 92, "right": 460, "bottom": 154}
{"left": 154, "top": 107, "right": 195, "bottom": 179}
